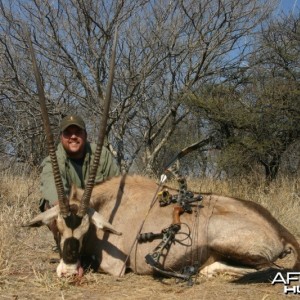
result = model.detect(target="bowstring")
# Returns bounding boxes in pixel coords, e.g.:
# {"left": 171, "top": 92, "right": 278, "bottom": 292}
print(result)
{"left": 118, "top": 179, "right": 163, "bottom": 277}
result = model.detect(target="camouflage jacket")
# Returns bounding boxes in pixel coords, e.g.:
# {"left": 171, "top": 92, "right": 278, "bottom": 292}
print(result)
{"left": 40, "top": 142, "right": 120, "bottom": 205}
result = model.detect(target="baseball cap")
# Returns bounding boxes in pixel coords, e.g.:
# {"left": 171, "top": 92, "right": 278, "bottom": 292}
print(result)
{"left": 60, "top": 115, "right": 86, "bottom": 131}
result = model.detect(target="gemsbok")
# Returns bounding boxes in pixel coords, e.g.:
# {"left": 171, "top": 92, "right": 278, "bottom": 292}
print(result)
{"left": 24, "top": 174, "right": 300, "bottom": 279}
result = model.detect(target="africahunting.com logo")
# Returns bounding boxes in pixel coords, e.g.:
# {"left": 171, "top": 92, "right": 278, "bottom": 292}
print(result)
{"left": 272, "top": 272, "right": 300, "bottom": 294}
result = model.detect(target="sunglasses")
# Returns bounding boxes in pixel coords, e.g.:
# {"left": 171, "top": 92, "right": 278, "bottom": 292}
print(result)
{"left": 61, "top": 128, "right": 85, "bottom": 138}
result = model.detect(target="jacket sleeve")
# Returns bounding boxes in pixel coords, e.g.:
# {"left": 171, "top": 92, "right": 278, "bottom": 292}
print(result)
{"left": 95, "top": 147, "right": 120, "bottom": 183}
{"left": 40, "top": 156, "right": 69, "bottom": 205}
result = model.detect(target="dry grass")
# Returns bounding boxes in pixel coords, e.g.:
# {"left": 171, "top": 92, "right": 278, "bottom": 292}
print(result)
{"left": 0, "top": 166, "right": 40, "bottom": 280}
{"left": 0, "top": 166, "right": 299, "bottom": 299}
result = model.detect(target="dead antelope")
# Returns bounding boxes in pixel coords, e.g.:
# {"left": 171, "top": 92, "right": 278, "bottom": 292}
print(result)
{"left": 25, "top": 174, "right": 300, "bottom": 279}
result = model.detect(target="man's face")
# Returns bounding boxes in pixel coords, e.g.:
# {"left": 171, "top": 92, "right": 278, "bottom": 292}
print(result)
{"left": 60, "top": 125, "right": 87, "bottom": 159}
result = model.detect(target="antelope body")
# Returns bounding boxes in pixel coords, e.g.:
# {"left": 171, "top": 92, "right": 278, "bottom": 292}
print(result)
{"left": 25, "top": 174, "right": 300, "bottom": 278}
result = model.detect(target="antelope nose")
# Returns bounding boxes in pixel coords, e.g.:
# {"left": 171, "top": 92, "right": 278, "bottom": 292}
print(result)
{"left": 62, "top": 237, "right": 80, "bottom": 264}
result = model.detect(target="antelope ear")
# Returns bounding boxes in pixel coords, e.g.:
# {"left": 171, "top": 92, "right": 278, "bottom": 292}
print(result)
{"left": 88, "top": 208, "right": 122, "bottom": 235}
{"left": 22, "top": 206, "right": 60, "bottom": 227}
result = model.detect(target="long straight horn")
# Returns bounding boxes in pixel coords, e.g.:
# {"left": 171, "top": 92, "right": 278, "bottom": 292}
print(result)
{"left": 27, "top": 31, "right": 69, "bottom": 217}
{"left": 77, "top": 27, "right": 118, "bottom": 217}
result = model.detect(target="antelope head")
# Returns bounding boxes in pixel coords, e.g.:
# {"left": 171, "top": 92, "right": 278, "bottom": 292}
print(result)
{"left": 24, "top": 27, "right": 120, "bottom": 277}
{"left": 23, "top": 185, "right": 121, "bottom": 277}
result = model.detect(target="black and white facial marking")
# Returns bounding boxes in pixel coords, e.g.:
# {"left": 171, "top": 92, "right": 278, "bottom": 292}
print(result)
{"left": 61, "top": 214, "right": 83, "bottom": 263}
{"left": 56, "top": 212, "right": 90, "bottom": 277}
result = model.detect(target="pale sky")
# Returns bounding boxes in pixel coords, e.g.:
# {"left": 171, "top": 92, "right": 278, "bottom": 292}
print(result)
{"left": 279, "top": 0, "right": 299, "bottom": 13}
